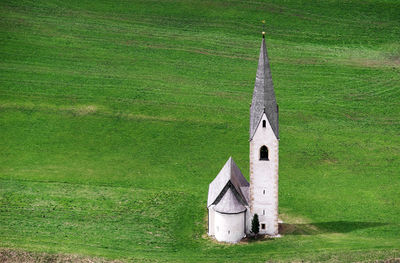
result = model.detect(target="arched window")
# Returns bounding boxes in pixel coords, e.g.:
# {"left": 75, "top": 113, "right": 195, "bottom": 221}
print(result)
{"left": 260, "top": 146, "right": 269, "bottom": 161}
{"left": 262, "top": 120, "right": 266, "bottom": 128}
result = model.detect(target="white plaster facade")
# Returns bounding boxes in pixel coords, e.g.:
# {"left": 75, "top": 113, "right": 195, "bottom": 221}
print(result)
{"left": 208, "top": 205, "right": 247, "bottom": 243}
{"left": 248, "top": 113, "right": 279, "bottom": 235}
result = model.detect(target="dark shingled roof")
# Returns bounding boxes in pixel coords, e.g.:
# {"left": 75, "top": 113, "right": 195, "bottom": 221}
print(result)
{"left": 250, "top": 35, "right": 279, "bottom": 140}
{"left": 207, "top": 157, "right": 249, "bottom": 211}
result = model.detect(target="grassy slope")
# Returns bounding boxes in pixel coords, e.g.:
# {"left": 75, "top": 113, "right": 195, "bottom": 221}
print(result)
{"left": 1, "top": 0, "right": 399, "bottom": 262}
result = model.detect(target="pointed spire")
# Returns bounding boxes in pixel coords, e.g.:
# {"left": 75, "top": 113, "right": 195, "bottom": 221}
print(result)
{"left": 249, "top": 32, "right": 279, "bottom": 140}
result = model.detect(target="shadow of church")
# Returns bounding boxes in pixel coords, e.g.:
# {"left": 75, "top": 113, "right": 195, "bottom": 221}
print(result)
{"left": 279, "top": 221, "right": 388, "bottom": 235}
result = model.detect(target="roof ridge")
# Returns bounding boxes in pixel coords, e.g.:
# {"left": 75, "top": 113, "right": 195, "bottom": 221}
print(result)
{"left": 207, "top": 157, "right": 249, "bottom": 207}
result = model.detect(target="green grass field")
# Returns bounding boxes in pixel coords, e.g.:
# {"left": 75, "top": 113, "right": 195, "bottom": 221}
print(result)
{"left": 1, "top": 0, "right": 400, "bottom": 262}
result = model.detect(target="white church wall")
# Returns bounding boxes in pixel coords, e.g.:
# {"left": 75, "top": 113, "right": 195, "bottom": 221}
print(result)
{"left": 214, "top": 211, "right": 245, "bottom": 243}
{"left": 249, "top": 113, "right": 279, "bottom": 235}
{"left": 208, "top": 206, "right": 215, "bottom": 236}
{"left": 245, "top": 208, "right": 252, "bottom": 234}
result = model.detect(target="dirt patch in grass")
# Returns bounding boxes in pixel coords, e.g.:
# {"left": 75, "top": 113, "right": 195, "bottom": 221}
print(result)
{"left": 277, "top": 57, "right": 325, "bottom": 65}
{"left": 0, "top": 248, "right": 122, "bottom": 263}
{"left": 279, "top": 222, "right": 320, "bottom": 235}
{"left": 240, "top": 234, "right": 277, "bottom": 244}
{"left": 73, "top": 105, "right": 98, "bottom": 116}
{"left": 346, "top": 56, "right": 400, "bottom": 68}
{"left": 279, "top": 221, "right": 388, "bottom": 236}
{"left": 323, "top": 158, "right": 338, "bottom": 164}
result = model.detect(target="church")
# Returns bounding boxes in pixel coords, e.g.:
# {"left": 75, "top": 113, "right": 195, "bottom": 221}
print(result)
{"left": 207, "top": 32, "right": 279, "bottom": 243}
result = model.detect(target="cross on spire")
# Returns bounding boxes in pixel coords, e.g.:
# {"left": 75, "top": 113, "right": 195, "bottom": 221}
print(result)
{"left": 262, "top": 20, "right": 266, "bottom": 38}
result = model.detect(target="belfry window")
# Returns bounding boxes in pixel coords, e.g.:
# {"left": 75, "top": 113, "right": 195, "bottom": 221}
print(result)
{"left": 260, "top": 146, "right": 269, "bottom": 161}
{"left": 262, "top": 120, "right": 266, "bottom": 128}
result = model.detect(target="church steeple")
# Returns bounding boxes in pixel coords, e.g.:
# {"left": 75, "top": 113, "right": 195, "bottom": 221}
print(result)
{"left": 250, "top": 33, "right": 279, "bottom": 140}
{"left": 207, "top": 30, "right": 280, "bottom": 242}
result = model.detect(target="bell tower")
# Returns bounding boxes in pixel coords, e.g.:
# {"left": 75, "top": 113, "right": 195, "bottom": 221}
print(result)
{"left": 248, "top": 32, "right": 279, "bottom": 235}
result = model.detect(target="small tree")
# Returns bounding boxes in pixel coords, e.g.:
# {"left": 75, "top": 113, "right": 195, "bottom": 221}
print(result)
{"left": 251, "top": 213, "right": 260, "bottom": 235}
